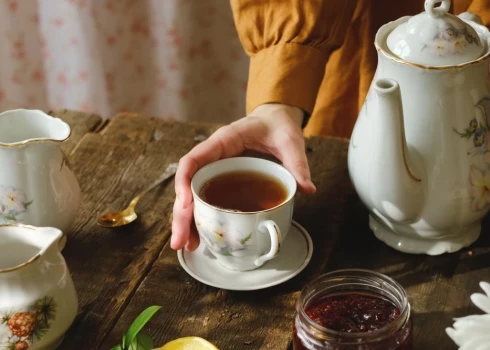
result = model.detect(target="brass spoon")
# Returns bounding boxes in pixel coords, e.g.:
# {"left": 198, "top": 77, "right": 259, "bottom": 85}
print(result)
{"left": 97, "top": 163, "right": 178, "bottom": 228}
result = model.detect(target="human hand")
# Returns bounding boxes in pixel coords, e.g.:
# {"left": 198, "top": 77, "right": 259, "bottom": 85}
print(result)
{"left": 171, "top": 103, "right": 316, "bottom": 251}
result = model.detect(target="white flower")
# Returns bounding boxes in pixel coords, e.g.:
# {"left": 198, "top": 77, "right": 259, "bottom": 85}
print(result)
{"left": 431, "top": 39, "right": 449, "bottom": 56}
{"left": 0, "top": 186, "right": 28, "bottom": 214}
{"left": 195, "top": 214, "right": 246, "bottom": 254}
{"left": 211, "top": 223, "right": 245, "bottom": 251}
{"left": 446, "top": 282, "right": 490, "bottom": 349}
{"left": 469, "top": 168, "right": 490, "bottom": 211}
{"left": 449, "top": 36, "right": 467, "bottom": 55}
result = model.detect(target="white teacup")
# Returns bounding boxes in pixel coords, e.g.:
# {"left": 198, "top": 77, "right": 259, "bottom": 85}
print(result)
{"left": 191, "top": 157, "right": 296, "bottom": 271}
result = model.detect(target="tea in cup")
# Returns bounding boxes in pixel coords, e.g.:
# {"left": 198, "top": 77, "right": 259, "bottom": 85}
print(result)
{"left": 191, "top": 157, "right": 296, "bottom": 271}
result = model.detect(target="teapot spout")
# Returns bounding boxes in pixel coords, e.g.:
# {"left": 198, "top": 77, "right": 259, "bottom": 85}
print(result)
{"left": 369, "top": 79, "right": 425, "bottom": 223}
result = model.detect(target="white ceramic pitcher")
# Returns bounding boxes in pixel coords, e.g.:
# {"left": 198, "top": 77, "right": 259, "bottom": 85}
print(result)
{"left": 0, "top": 224, "right": 78, "bottom": 349}
{"left": 0, "top": 109, "right": 81, "bottom": 232}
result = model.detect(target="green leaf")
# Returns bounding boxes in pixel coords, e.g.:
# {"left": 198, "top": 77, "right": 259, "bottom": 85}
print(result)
{"left": 111, "top": 345, "right": 123, "bottom": 350}
{"left": 123, "top": 306, "right": 161, "bottom": 349}
{"left": 219, "top": 248, "right": 233, "bottom": 256}
{"left": 3, "top": 215, "right": 17, "bottom": 221}
{"left": 240, "top": 232, "right": 252, "bottom": 245}
{"left": 24, "top": 200, "right": 33, "bottom": 209}
{"left": 129, "top": 333, "right": 154, "bottom": 350}
{"left": 452, "top": 127, "right": 473, "bottom": 139}
{"left": 34, "top": 296, "right": 57, "bottom": 325}
{"left": 32, "top": 323, "right": 50, "bottom": 341}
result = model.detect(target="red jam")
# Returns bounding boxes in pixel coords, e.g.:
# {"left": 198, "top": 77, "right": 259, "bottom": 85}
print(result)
{"left": 293, "top": 291, "right": 412, "bottom": 350}
{"left": 306, "top": 293, "right": 400, "bottom": 333}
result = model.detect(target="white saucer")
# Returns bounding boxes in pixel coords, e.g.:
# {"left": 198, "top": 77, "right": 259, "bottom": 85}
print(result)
{"left": 177, "top": 221, "right": 313, "bottom": 291}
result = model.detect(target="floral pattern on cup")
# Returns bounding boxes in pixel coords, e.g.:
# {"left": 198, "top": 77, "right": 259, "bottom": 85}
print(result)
{"left": 0, "top": 186, "right": 33, "bottom": 223}
{"left": 0, "top": 296, "right": 57, "bottom": 350}
{"left": 195, "top": 213, "right": 252, "bottom": 257}
{"left": 453, "top": 99, "right": 490, "bottom": 211}
{"left": 422, "top": 26, "right": 479, "bottom": 57}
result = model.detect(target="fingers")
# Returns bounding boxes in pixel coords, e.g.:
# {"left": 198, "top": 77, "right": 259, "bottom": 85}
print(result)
{"left": 275, "top": 132, "right": 316, "bottom": 194}
{"left": 185, "top": 220, "right": 200, "bottom": 251}
{"left": 171, "top": 125, "right": 244, "bottom": 250}
{"left": 174, "top": 125, "right": 244, "bottom": 209}
{"left": 171, "top": 114, "right": 316, "bottom": 253}
{"left": 171, "top": 198, "right": 194, "bottom": 250}
{"left": 241, "top": 107, "right": 316, "bottom": 194}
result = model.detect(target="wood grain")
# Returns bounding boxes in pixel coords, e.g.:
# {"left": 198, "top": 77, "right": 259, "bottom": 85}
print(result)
{"left": 56, "top": 111, "right": 490, "bottom": 350}
{"left": 48, "top": 109, "right": 104, "bottom": 155}
{"left": 324, "top": 196, "right": 490, "bottom": 350}
{"left": 99, "top": 136, "right": 353, "bottom": 350}
{"left": 57, "top": 114, "right": 220, "bottom": 349}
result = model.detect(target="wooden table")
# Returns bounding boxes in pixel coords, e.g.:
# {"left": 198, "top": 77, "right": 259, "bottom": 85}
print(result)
{"left": 52, "top": 110, "right": 490, "bottom": 350}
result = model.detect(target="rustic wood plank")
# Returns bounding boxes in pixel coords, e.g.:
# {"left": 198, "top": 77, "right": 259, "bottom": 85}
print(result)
{"left": 100, "top": 112, "right": 221, "bottom": 144}
{"left": 100, "top": 136, "right": 353, "bottom": 350}
{"left": 47, "top": 109, "right": 104, "bottom": 155}
{"left": 324, "top": 196, "right": 490, "bottom": 350}
{"left": 55, "top": 109, "right": 490, "bottom": 350}
{"left": 58, "top": 114, "right": 221, "bottom": 349}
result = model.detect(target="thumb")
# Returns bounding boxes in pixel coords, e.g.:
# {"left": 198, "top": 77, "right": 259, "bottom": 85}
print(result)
{"left": 275, "top": 134, "right": 316, "bottom": 194}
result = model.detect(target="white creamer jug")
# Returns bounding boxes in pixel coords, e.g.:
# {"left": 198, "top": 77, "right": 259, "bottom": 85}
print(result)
{"left": 0, "top": 224, "right": 78, "bottom": 349}
{"left": 0, "top": 109, "right": 80, "bottom": 232}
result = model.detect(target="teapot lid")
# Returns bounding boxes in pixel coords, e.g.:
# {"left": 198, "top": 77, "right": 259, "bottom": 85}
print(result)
{"left": 386, "top": 0, "right": 484, "bottom": 66}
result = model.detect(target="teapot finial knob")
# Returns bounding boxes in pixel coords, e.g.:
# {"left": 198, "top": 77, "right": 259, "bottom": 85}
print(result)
{"left": 425, "top": 0, "right": 451, "bottom": 18}
{"left": 388, "top": 0, "right": 484, "bottom": 66}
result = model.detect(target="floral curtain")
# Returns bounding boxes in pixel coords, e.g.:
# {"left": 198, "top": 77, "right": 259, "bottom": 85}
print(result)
{"left": 0, "top": 0, "right": 249, "bottom": 124}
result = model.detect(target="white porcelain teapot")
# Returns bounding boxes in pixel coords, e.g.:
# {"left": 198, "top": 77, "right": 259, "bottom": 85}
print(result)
{"left": 0, "top": 109, "right": 81, "bottom": 232}
{"left": 348, "top": 0, "right": 490, "bottom": 255}
{"left": 0, "top": 224, "right": 78, "bottom": 349}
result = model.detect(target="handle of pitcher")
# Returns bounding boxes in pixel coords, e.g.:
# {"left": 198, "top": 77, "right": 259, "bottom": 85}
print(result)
{"left": 255, "top": 220, "right": 282, "bottom": 267}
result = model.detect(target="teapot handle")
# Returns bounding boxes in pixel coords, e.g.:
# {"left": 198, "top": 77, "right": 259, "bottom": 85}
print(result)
{"left": 459, "top": 12, "right": 484, "bottom": 25}
{"left": 425, "top": 0, "right": 450, "bottom": 18}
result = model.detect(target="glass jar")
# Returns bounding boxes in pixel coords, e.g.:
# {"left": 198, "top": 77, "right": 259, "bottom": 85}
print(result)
{"left": 293, "top": 269, "right": 412, "bottom": 350}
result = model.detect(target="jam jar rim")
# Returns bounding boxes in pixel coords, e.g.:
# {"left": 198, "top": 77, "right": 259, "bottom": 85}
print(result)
{"left": 297, "top": 268, "right": 411, "bottom": 343}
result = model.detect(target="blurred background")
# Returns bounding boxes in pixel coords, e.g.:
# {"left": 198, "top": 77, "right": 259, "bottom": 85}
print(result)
{"left": 0, "top": 0, "right": 249, "bottom": 124}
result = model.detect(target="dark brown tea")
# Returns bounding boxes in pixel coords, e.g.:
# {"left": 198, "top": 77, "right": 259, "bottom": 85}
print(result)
{"left": 199, "top": 170, "right": 288, "bottom": 212}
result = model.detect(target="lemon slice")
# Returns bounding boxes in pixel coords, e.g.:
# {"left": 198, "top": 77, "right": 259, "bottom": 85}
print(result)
{"left": 159, "top": 336, "right": 218, "bottom": 350}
